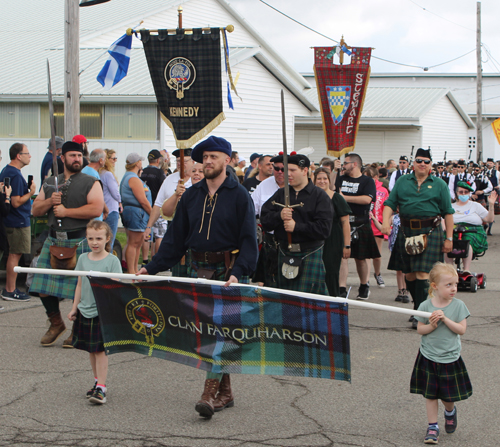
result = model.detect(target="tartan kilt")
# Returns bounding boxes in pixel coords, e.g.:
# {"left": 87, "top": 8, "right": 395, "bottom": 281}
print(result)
{"left": 189, "top": 254, "right": 250, "bottom": 284}
{"left": 277, "top": 246, "right": 328, "bottom": 295}
{"left": 350, "top": 224, "right": 381, "bottom": 260}
{"left": 454, "top": 223, "right": 488, "bottom": 255}
{"left": 30, "top": 235, "right": 90, "bottom": 300}
{"left": 171, "top": 250, "right": 192, "bottom": 278}
{"left": 72, "top": 310, "right": 105, "bottom": 353}
{"left": 410, "top": 351, "right": 472, "bottom": 402}
{"left": 388, "top": 224, "right": 444, "bottom": 274}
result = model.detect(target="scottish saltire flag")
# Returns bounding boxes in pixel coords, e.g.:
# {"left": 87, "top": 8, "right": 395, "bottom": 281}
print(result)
{"left": 91, "top": 277, "right": 351, "bottom": 381}
{"left": 97, "top": 34, "right": 132, "bottom": 90}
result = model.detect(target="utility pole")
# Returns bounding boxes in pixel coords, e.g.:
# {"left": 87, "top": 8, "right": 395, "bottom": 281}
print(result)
{"left": 65, "top": 0, "right": 80, "bottom": 140}
{"left": 476, "top": 1, "right": 483, "bottom": 163}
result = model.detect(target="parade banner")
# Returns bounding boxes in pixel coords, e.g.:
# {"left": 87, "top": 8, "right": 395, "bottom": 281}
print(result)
{"left": 493, "top": 117, "right": 500, "bottom": 146}
{"left": 314, "top": 46, "right": 371, "bottom": 157}
{"left": 141, "top": 28, "right": 225, "bottom": 148}
{"left": 91, "top": 277, "right": 351, "bottom": 382}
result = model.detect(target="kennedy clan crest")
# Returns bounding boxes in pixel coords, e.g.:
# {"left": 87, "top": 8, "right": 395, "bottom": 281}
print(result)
{"left": 126, "top": 297, "right": 165, "bottom": 346}
{"left": 165, "top": 57, "right": 196, "bottom": 99}
{"left": 326, "top": 86, "right": 351, "bottom": 125}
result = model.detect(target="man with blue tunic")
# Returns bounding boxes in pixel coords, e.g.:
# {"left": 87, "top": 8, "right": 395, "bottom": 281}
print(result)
{"left": 137, "top": 136, "right": 258, "bottom": 419}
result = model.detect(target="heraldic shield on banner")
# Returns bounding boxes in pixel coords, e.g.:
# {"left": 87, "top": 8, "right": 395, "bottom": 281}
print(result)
{"left": 314, "top": 46, "right": 371, "bottom": 158}
{"left": 141, "top": 28, "right": 225, "bottom": 149}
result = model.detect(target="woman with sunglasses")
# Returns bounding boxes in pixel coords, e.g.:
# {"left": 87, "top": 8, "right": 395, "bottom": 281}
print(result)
{"left": 382, "top": 148, "right": 455, "bottom": 329}
{"left": 99, "top": 149, "right": 121, "bottom": 251}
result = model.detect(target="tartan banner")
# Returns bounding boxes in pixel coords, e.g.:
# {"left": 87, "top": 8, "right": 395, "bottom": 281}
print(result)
{"left": 141, "top": 28, "right": 225, "bottom": 149}
{"left": 91, "top": 277, "right": 351, "bottom": 381}
{"left": 314, "top": 46, "right": 371, "bottom": 157}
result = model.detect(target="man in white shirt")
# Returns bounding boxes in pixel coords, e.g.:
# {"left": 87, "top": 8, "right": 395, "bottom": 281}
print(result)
{"left": 144, "top": 149, "right": 194, "bottom": 242}
{"left": 388, "top": 155, "right": 410, "bottom": 191}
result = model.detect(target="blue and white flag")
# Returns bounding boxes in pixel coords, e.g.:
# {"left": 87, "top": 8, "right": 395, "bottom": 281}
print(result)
{"left": 97, "top": 34, "right": 132, "bottom": 90}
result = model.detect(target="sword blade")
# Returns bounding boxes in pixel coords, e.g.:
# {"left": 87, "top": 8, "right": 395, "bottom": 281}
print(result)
{"left": 281, "top": 90, "right": 290, "bottom": 207}
{"left": 47, "top": 59, "right": 58, "bottom": 182}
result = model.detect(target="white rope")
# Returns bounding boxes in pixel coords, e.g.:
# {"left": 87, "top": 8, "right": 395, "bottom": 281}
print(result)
{"left": 14, "top": 266, "right": 431, "bottom": 318}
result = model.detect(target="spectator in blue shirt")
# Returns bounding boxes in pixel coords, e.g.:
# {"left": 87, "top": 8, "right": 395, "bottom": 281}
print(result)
{"left": 40, "top": 136, "right": 64, "bottom": 186}
{"left": 0, "top": 143, "right": 36, "bottom": 301}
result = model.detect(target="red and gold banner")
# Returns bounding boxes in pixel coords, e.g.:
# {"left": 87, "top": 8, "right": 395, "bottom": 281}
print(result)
{"left": 314, "top": 46, "right": 371, "bottom": 157}
{"left": 492, "top": 118, "right": 500, "bottom": 146}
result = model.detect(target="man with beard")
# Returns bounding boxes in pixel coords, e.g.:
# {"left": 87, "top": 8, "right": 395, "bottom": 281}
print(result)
{"left": 137, "top": 135, "right": 258, "bottom": 420}
{"left": 30, "top": 141, "right": 104, "bottom": 346}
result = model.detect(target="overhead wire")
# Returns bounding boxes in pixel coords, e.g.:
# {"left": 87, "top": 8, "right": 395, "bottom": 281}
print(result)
{"left": 407, "top": 0, "right": 476, "bottom": 32}
{"left": 258, "top": 0, "right": 480, "bottom": 71}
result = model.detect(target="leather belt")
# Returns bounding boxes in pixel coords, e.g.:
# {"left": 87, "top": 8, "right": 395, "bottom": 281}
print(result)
{"left": 191, "top": 250, "right": 228, "bottom": 264}
{"left": 400, "top": 216, "right": 441, "bottom": 230}
{"left": 49, "top": 228, "right": 87, "bottom": 239}
{"left": 279, "top": 240, "right": 323, "bottom": 252}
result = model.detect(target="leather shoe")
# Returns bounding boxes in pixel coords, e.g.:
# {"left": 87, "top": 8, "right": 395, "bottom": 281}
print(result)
{"left": 213, "top": 374, "right": 234, "bottom": 412}
{"left": 195, "top": 379, "right": 220, "bottom": 418}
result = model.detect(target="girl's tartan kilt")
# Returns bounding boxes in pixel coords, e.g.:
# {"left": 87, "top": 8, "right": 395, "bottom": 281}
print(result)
{"left": 410, "top": 351, "right": 472, "bottom": 402}
{"left": 30, "top": 235, "right": 90, "bottom": 300}
{"left": 388, "top": 223, "right": 444, "bottom": 274}
{"left": 72, "top": 310, "right": 105, "bottom": 353}
{"left": 277, "top": 246, "right": 328, "bottom": 296}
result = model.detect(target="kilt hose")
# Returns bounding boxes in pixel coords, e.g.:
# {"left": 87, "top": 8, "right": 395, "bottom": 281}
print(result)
{"left": 350, "top": 223, "right": 381, "bottom": 260}
{"left": 72, "top": 310, "right": 105, "bottom": 353}
{"left": 410, "top": 351, "right": 472, "bottom": 402}
{"left": 388, "top": 223, "right": 444, "bottom": 274}
{"left": 277, "top": 246, "right": 328, "bottom": 296}
{"left": 30, "top": 235, "right": 90, "bottom": 300}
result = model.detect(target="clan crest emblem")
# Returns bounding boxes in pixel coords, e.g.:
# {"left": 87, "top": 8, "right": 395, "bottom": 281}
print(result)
{"left": 165, "top": 57, "right": 196, "bottom": 99}
{"left": 326, "top": 86, "right": 351, "bottom": 125}
{"left": 126, "top": 297, "right": 165, "bottom": 346}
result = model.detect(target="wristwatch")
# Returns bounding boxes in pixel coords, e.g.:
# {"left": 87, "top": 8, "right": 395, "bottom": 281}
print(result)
{"left": 446, "top": 237, "right": 453, "bottom": 241}
{"left": 344, "top": 245, "right": 351, "bottom": 249}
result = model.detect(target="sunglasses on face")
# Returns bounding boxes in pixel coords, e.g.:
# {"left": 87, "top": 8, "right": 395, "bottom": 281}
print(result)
{"left": 415, "top": 159, "right": 431, "bottom": 165}
{"left": 273, "top": 166, "right": 285, "bottom": 172}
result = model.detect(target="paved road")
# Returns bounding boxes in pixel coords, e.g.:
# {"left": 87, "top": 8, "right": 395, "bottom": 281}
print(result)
{"left": 1, "top": 236, "right": 500, "bottom": 447}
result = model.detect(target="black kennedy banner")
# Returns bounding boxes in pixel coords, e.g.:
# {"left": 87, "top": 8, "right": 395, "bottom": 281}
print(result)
{"left": 141, "top": 28, "right": 225, "bottom": 149}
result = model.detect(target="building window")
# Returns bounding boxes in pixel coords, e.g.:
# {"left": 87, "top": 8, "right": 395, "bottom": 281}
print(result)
{"left": 40, "top": 104, "right": 103, "bottom": 139}
{"left": 0, "top": 103, "right": 39, "bottom": 138}
{"left": 104, "top": 104, "right": 157, "bottom": 140}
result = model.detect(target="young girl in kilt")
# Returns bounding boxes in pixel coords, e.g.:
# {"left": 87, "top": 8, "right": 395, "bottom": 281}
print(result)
{"left": 68, "top": 220, "right": 122, "bottom": 405}
{"left": 411, "top": 262, "right": 472, "bottom": 444}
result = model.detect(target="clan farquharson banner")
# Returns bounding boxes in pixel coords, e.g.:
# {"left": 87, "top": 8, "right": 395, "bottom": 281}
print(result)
{"left": 141, "top": 28, "right": 225, "bottom": 149}
{"left": 91, "top": 277, "right": 351, "bottom": 382}
{"left": 314, "top": 47, "right": 371, "bottom": 157}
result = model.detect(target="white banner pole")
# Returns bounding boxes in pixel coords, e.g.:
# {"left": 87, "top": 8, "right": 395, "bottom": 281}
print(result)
{"left": 15, "top": 266, "right": 431, "bottom": 318}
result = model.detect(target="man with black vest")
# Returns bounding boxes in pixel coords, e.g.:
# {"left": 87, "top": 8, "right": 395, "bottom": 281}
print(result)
{"left": 471, "top": 164, "right": 493, "bottom": 205}
{"left": 448, "top": 160, "right": 476, "bottom": 200}
{"left": 30, "top": 141, "right": 104, "bottom": 346}
{"left": 434, "top": 162, "right": 450, "bottom": 184}
{"left": 388, "top": 155, "right": 410, "bottom": 191}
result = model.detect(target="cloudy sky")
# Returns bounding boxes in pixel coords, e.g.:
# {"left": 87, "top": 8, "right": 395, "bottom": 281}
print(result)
{"left": 229, "top": 0, "right": 500, "bottom": 74}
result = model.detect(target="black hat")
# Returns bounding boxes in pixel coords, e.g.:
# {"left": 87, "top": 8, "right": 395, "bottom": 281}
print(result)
{"left": 436, "top": 162, "right": 444, "bottom": 167}
{"left": 472, "top": 163, "right": 479, "bottom": 168}
{"left": 191, "top": 136, "right": 232, "bottom": 163}
{"left": 415, "top": 148, "right": 432, "bottom": 160}
{"left": 61, "top": 141, "right": 83, "bottom": 155}
{"left": 288, "top": 153, "right": 310, "bottom": 168}
{"left": 487, "top": 157, "right": 494, "bottom": 162}
{"left": 457, "top": 160, "right": 466, "bottom": 166}
{"left": 147, "top": 149, "right": 162, "bottom": 161}
{"left": 270, "top": 153, "right": 284, "bottom": 163}
{"left": 250, "top": 153, "right": 262, "bottom": 163}
{"left": 172, "top": 148, "right": 193, "bottom": 158}
{"left": 399, "top": 155, "right": 409, "bottom": 162}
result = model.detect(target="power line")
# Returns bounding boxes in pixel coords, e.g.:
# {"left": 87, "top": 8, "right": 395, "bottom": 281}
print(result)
{"left": 407, "top": 0, "right": 476, "bottom": 32}
{"left": 258, "top": 0, "right": 478, "bottom": 71}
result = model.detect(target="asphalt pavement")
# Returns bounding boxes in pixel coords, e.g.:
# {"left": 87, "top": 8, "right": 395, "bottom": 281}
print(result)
{"left": 1, "top": 236, "right": 500, "bottom": 447}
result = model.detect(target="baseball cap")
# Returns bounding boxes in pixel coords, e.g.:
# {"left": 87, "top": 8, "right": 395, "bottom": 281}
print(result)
{"left": 250, "top": 153, "right": 262, "bottom": 163}
{"left": 48, "top": 136, "right": 64, "bottom": 150}
{"left": 148, "top": 149, "right": 162, "bottom": 161}
{"left": 126, "top": 153, "right": 145, "bottom": 164}
{"left": 72, "top": 135, "right": 88, "bottom": 144}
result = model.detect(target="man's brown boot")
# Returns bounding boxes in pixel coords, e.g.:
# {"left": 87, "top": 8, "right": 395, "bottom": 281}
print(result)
{"left": 62, "top": 326, "right": 74, "bottom": 349}
{"left": 195, "top": 379, "right": 220, "bottom": 418}
{"left": 213, "top": 374, "right": 234, "bottom": 412}
{"left": 40, "top": 312, "right": 66, "bottom": 346}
